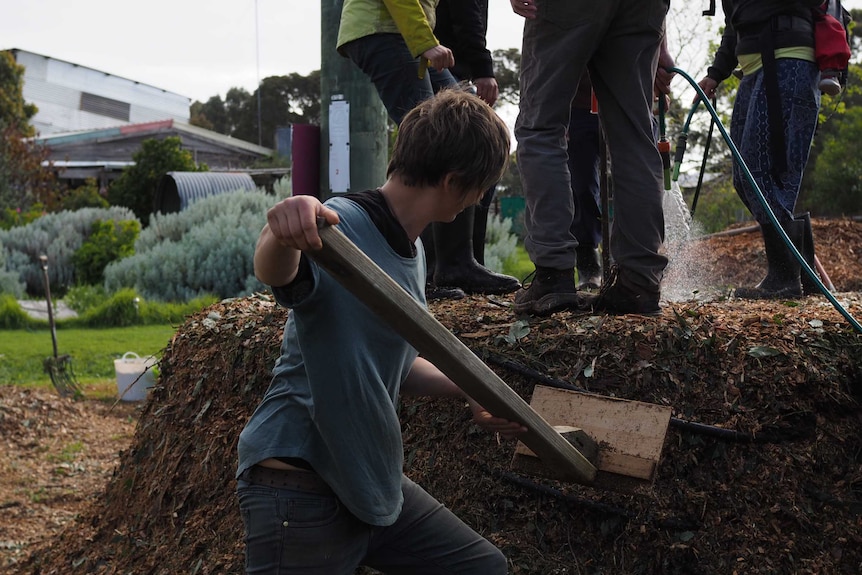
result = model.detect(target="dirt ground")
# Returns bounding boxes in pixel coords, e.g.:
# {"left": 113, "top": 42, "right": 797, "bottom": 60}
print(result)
{"left": 1, "top": 217, "right": 861, "bottom": 574}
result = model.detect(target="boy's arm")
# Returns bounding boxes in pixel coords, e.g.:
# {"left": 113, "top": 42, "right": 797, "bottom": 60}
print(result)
{"left": 402, "top": 356, "right": 527, "bottom": 438}
{"left": 254, "top": 196, "right": 340, "bottom": 287}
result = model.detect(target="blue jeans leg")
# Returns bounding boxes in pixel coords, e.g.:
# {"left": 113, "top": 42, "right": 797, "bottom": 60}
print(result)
{"left": 342, "top": 33, "right": 454, "bottom": 125}
{"left": 567, "top": 107, "right": 602, "bottom": 247}
{"left": 238, "top": 479, "right": 368, "bottom": 575}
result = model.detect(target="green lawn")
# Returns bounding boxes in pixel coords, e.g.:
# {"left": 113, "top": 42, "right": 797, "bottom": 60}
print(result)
{"left": 504, "top": 243, "right": 535, "bottom": 282}
{"left": 0, "top": 325, "right": 177, "bottom": 389}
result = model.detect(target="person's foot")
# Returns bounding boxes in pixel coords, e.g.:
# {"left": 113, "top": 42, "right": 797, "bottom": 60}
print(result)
{"left": 576, "top": 246, "right": 603, "bottom": 291}
{"left": 434, "top": 262, "right": 521, "bottom": 295}
{"left": 513, "top": 267, "right": 582, "bottom": 316}
{"left": 580, "top": 266, "right": 661, "bottom": 315}
{"left": 425, "top": 283, "right": 467, "bottom": 301}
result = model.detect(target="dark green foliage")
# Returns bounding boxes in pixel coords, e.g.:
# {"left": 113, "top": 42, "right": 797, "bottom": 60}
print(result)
{"left": 59, "top": 179, "right": 110, "bottom": 211}
{"left": 0, "top": 51, "right": 37, "bottom": 134}
{"left": 689, "top": 176, "right": 749, "bottom": 234}
{"left": 107, "top": 137, "right": 206, "bottom": 225}
{"left": 71, "top": 219, "right": 140, "bottom": 286}
{"left": 189, "top": 71, "right": 321, "bottom": 146}
{"left": 809, "top": 106, "right": 862, "bottom": 215}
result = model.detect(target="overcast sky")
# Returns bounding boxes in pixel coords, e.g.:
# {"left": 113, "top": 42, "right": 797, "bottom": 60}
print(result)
{"left": 3, "top": 1, "right": 860, "bottom": 104}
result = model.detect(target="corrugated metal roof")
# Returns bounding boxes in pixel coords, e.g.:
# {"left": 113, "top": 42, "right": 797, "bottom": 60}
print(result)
{"left": 154, "top": 171, "right": 258, "bottom": 213}
{"left": 34, "top": 119, "right": 273, "bottom": 156}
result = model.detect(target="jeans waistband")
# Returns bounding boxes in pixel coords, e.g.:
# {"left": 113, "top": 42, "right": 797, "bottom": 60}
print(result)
{"left": 239, "top": 465, "right": 334, "bottom": 495}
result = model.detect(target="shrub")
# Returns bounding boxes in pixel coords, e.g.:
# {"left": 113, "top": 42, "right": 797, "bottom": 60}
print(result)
{"left": 74, "top": 287, "right": 141, "bottom": 327}
{"left": 0, "top": 238, "right": 24, "bottom": 297}
{"left": 72, "top": 219, "right": 140, "bottom": 286}
{"left": 63, "top": 284, "right": 109, "bottom": 314}
{"left": 59, "top": 179, "right": 109, "bottom": 211}
{"left": 0, "top": 203, "right": 46, "bottom": 230}
{"left": 104, "top": 190, "right": 271, "bottom": 301}
{"left": 107, "top": 136, "right": 206, "bottom": 225}
{"left": 0, "top": 206, "right": 139, "bottom": 297}
{"left": 483, "top": 212, "right": 519, "bottom": 274}
{"left": 68, "top": 289, "right": 217, "bottom": 327}
{"left": 0, "top": 293, "right": 33, "bottom": 329}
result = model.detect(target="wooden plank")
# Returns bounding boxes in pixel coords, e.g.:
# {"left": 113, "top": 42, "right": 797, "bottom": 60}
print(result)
{"left": 310, "top": 224, "right": 598, "bottom": 484}
{"left": 513, "top": 385, "right": 672, "bottom": 482}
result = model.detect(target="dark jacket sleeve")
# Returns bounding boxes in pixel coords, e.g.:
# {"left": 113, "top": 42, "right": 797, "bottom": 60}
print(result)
{"left": 707, "top": 1, "right": 739, "bottom": 83}
{"left": 435, "top": 0, "right": 494, "bottom": 80}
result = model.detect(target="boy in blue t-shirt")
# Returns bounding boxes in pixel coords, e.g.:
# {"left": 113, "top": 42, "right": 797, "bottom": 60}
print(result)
{"left": 237, "top": 88, "right": 526, "bottom": 574}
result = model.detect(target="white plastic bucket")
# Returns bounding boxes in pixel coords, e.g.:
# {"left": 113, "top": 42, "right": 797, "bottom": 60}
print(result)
{"left": 114, "top": 351, "right": 157, "bottom": 401}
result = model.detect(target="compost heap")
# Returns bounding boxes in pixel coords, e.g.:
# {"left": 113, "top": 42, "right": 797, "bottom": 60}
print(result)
{"left": 16, "top": 219, "right": 862, "bottom": 575}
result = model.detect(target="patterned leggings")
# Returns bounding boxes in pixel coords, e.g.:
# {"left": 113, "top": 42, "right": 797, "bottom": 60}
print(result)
{"left": 730, "top": 58, "right": 820, "bottom": 225}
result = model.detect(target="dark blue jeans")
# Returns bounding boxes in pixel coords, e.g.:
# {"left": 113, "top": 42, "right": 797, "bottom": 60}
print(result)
{"left": 238, "top": 474, "right": 506, "bottom": 574}
{"left": 341, "top": 33, "right": 456, "bottom": 125}
{"left": 568, "top": 107, "right": 602, "bottom": 247}
{"left": 730, "top": 58, "right": 820, "bottom": 226}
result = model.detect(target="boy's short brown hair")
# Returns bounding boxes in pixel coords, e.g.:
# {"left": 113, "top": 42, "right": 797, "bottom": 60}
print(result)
{"left": 387, "top": 87, "right": 510, "bottom": 195}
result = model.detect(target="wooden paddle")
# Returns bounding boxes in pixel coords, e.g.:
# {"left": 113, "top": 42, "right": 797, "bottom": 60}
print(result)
{"left": 308, "top": 223, "right": 597, "bottom": 484}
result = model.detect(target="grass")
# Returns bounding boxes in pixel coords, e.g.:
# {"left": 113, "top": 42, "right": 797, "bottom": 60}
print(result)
{"left": 503, "top": 243, "right": 536, "bottom": 282}
{"left": 0, "top": 324, "right": 177, "bottom": 389}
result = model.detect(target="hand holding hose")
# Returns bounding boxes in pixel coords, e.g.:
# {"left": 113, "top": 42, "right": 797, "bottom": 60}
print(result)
{"left": 695, "top": 77, "right": 719, "bottom": 104}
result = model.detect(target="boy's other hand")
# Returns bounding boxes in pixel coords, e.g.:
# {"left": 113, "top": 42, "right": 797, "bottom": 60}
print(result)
{"left": 266, "top": 196, "right": 339, "bottom": 251}
{"left": 468, "top": 399, "right": 528, "bottom": 439}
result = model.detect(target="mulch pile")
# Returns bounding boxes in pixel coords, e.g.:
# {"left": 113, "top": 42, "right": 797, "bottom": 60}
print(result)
{"left": 15, "top": 218, "right": 862, "bottom": 575}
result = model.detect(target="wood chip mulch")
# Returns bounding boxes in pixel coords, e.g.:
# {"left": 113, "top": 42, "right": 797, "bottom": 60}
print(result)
{"left": 4, "top": 217, "right": 862, "bottom": 575}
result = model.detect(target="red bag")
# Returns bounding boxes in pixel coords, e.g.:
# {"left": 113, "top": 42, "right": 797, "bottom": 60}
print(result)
{"left": 812, "top": 1, "right": 851, "bottom": 73}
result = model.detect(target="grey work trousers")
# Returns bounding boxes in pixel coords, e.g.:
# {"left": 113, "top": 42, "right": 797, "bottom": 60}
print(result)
{"left": 516, "top": 0, "right": 669, "bottom": 289}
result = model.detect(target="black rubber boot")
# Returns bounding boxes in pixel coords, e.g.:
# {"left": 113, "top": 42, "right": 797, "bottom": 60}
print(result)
{"left": 575, "top": 245, "right": 602, "bottom": 291}
{"left": 473, "top": 204, "right": 489, "bottom": 265}
{"left": 432, "top": 207, "right": 521, "bottom": 295}
{"left": 795, "top": 212, "right": 822, "bottom": 296}
{"left": 421, "top": 225, "right": 465, "bottom": 300}
{"left": 735, "top": 219, "right": 804, "bottom": 300}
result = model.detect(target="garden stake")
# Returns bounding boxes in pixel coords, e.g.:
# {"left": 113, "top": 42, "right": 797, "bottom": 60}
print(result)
{"left": 40, "top": 254, "right": 82, "bottom": 398}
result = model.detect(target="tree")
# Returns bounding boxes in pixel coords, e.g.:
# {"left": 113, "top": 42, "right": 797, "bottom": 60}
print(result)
{"left": 188, "top": 71, "right": 321, "bottom": 146}
{"left": 190, "top": 95, "right": 228, "bottom": 133}
{"left": 1, "top": 51, "right": 58, "bottom": 213}
{"left": 107, "top": 136, "right": 206, "bottom": 225}
{"left": 0, "top": 51, "right": 37, "bottom": 136}
{"left": 492, "top": 48, "right": 521, "bottom": 107}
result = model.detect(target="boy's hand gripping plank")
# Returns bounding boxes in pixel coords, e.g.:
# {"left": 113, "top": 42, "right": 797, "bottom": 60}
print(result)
{"left": 309, "top": 222, "right": 598, "bottom": 485}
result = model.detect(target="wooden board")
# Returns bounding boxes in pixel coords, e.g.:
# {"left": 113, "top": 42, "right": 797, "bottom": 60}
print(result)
{"left": 311, "top": 224, "right": 598, "bottom": 484}
{"left": 513, "top": 385, "right": 672, "bottom": 490}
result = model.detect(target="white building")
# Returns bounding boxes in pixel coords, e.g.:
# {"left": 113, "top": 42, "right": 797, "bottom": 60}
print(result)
{"left": 7, "top": 48, "right": 190, "bottom": 136}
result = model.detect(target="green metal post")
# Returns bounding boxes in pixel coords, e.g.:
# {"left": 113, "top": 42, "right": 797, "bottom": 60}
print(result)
{"left": 319, "top": 0, "right": 389, "bottom": 200}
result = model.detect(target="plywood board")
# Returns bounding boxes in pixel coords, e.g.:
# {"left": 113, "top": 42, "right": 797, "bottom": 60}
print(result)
{"left": 514, "top": 385, "right": 672, "bottom": 483}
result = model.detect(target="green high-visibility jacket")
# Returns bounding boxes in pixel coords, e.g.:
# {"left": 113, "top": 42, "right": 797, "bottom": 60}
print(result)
{"left": 337, "top": 0, "right": 440, "bottom": 58}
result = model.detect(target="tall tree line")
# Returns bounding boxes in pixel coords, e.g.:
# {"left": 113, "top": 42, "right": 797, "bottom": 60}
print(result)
{"left": 190, "top": 71, "right": 321, "bottom": 149}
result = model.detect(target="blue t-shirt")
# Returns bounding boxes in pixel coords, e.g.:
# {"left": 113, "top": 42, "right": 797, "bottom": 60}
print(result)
{"left": 237, "top": 196, "right": 427, "bottom": 526}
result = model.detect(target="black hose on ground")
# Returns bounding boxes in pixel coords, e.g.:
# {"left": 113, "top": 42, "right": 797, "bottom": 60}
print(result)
{"left": 480, "top": 351, "right": 814, "bottom": 444}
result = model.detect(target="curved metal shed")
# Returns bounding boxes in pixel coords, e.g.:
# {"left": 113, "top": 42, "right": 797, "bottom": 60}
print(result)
{"left": 154, "top": 171, "right": 257, "bottom": 213}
